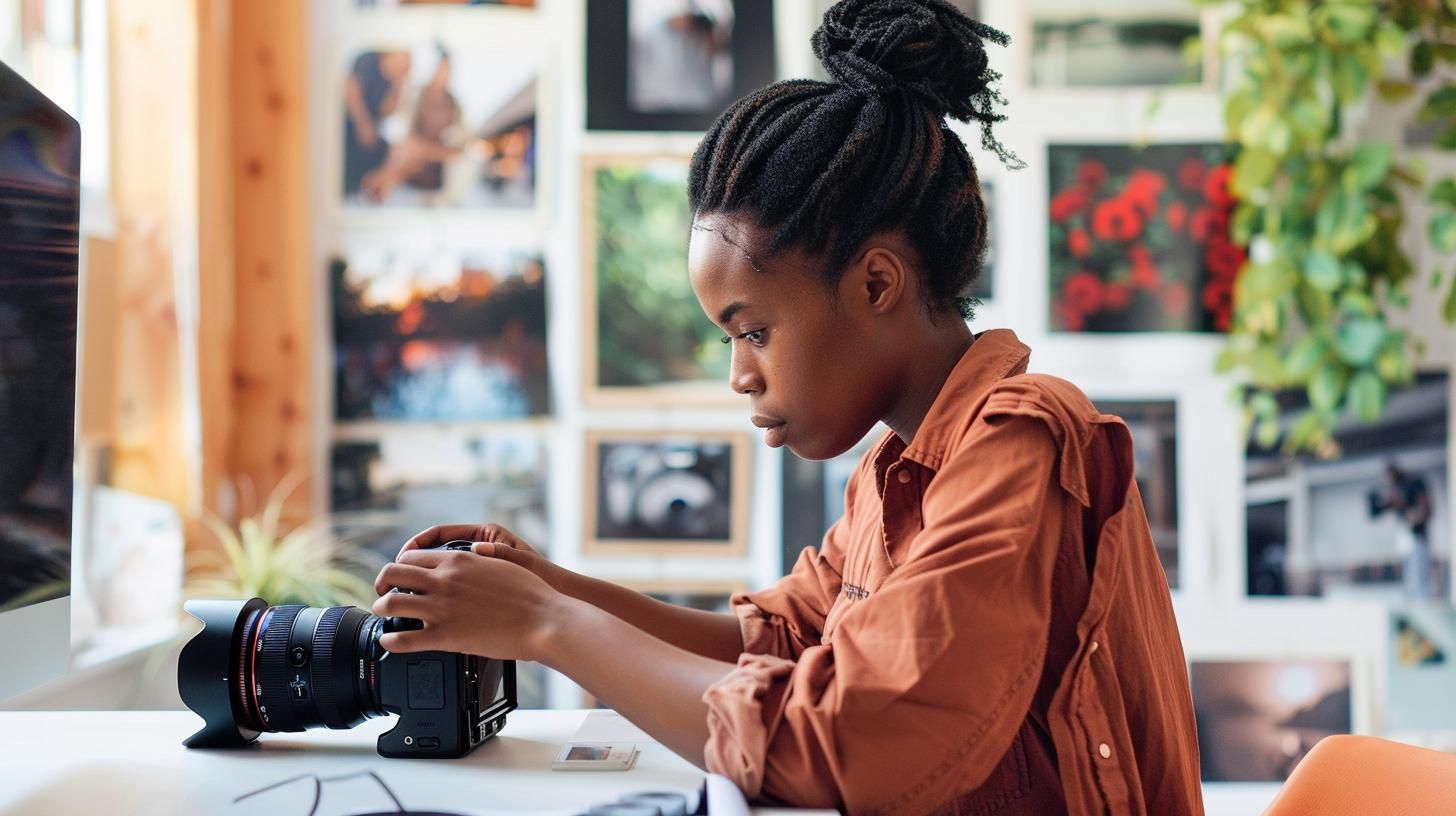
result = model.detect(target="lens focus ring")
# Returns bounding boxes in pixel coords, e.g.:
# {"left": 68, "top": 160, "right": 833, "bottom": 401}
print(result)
{"left": 255, "top": 604, "right": 305, "bottom": 732}
{"left": 311, "top": 606, "right": 351, "bottom": 728}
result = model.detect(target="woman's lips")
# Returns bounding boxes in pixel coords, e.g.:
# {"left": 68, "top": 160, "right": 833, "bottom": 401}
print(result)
{"left": 751, "top": 415, "right": 787, "bottom": 447}
{"left": 763, "top": 422, "right": 787, "bottom": 448}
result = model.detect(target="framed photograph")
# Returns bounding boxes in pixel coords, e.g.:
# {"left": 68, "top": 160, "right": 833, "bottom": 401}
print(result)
{"left": 581, "top": 154, "right": 738, "bottom": 408}
{"left": 781, "top": 428, "right": 881, "bottom": 577}
{"left": 1244, "top": 371, "right": 1450, "bottom": 605}
{"left": 584, "top": 430, "right": 750, "bottom": 557}
{"left": 1047, "top": 142, "right": 1241, "bottom": 333}
{"left": 1386, "top": 603, "right": 1456, "bottom": 734}
{"left": 586, "top": 0, "right": 775, "bottom": 132}
{"left": 341, "top": 41, "right": 537, "bottom": 209}
{"left": 1191, "top": 658, "right": 1354, "bottom": 783}
{"left": 330, "top": 427, "right": 550, "bottom": 564}
{"left": 330, "top": 244, "right": 549, "bottom": 422}
{"left": 1029, "top": 1, "right": 1210, "bottom": 89}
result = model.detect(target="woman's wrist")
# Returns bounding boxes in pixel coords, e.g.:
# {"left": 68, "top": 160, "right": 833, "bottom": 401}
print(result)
{"left": 528, "top": 593, "right": 589, "bottom": 666}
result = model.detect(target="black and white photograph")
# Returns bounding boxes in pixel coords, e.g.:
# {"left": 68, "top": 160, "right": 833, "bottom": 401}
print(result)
{"left": 342, "top": 42, "right": 537, "bottom": 208}
{"left": 331, "top": 245, "right": 549, "bottom": 422}
{"left": 330, "top": 429, "right": 550, "bottom": 565}
{"left": 1030, "top": 0, "right": 1205, "bottom": 88}
{"left": 1245, "top": 372, "right": 1449, "bottom": 604}
{"left": 585, "top": 431, "right": 749, "bottom": 557}
{"left": 586, "top": 0, "right": 775, "bottom": 131}
{"left": 1097, "top": 400, "right": 1179, "bottom": 589}
{"left": 1191, "top": 659, "right": 1353, "bottom": 783}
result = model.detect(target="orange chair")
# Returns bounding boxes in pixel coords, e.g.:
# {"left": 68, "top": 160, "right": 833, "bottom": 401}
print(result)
{"left": 1263, "top": 735, "right": 1456, "bottom": 816}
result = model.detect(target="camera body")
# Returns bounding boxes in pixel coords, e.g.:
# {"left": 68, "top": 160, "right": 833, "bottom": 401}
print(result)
{"left": 373, "top": 637, "right": 514, "bottom": 757}
{"left": 375, "top": 540, "right": 514, "bottom": 758}
{"left": 178, "top": 540, "right": 515, "bottom": 759}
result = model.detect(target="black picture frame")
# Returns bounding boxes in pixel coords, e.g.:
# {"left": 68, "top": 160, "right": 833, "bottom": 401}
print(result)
{"left": 586, "top": 0, "right": 776, "bottom": 132}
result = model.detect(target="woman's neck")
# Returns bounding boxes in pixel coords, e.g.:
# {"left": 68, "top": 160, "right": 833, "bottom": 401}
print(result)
{"left": 883, "top": 321, "right": 976, "bottom": 446}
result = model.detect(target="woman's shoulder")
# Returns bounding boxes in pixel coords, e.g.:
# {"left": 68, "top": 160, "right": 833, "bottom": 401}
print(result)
{"left": 977, "top": 372, "right": 1102, "bottom": 431}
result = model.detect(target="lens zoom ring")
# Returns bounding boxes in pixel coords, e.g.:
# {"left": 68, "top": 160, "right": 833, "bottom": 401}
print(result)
{"left": 311, "top": 606, "right": 349, "bottom": 728}
{"left": 256, "top": 604, "right": 306, "bottom": 732}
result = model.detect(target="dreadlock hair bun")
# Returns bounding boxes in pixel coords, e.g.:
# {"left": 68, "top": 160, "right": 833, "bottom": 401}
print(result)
{"left": 689, "top": 0, "right": 1023, "bottom": 322}
{"left": 813, "top": 0, "right": 996, "bottom": 123}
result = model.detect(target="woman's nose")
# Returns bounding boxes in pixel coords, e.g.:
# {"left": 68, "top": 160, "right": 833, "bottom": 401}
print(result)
{"left": 729, "top": 346, "right": 762, "bottom": 395}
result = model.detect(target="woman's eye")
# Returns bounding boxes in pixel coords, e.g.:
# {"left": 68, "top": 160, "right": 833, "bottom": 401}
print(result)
{"left": 720, "top": 329, "right": 767, "bottom": 346}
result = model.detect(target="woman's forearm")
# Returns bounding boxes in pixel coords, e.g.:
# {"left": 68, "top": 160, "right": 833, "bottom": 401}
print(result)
{"left": 551, "top": 570, "right": 745, "bottom": 663}
{"left": 534, "top": 596, "right": 737, "bottom": 769}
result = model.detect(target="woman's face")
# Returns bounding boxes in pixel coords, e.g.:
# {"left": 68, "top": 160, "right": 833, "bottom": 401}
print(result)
{"left": 687, "top": 213, "right": 891, "bottom": 461}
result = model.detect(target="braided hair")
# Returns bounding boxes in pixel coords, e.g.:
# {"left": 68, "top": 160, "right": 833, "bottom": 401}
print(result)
{"left": 687, "top": 0, "right": 1022, "bottom": 321}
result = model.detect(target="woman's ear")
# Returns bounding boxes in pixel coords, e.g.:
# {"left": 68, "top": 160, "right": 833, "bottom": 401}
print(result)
{"left": 846, "top": 243, "right": 910, "bottom": 317}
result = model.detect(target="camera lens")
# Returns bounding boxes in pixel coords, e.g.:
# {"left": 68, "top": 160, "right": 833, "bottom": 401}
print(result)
{"left": 179, "top": 598, "right": 395, "bottom": 744}
{"left": 243, "top": 604, "right": 395, "bottom": 733}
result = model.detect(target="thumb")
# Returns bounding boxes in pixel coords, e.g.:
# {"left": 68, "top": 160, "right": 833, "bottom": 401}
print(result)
{"left": 472, "top": 540, "right": 524, "bottom": 562}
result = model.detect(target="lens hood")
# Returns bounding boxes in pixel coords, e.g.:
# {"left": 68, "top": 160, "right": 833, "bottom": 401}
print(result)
{"left": 178, "top": 597, "right": 267, "bottom": 748}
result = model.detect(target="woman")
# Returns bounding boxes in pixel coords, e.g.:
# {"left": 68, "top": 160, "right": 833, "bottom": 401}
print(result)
{"left": 371, "top": 1, "right": 1203, "bottom": 812}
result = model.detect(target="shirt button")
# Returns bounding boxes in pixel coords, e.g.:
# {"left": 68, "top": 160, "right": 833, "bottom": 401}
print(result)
{"left": 1098, "top": 743, "right": 1112, "bottom": 760}
{"left": 1089, "top": 640, "right": 1099, "bottom": 654}
{"left": 897, "top": 470, "right": 912, "bottom": 484}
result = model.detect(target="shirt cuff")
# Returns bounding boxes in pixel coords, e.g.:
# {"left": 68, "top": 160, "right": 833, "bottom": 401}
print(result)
{"left": 732, "top": 597, "right": 788, "bottom": 657}
{"left": 701, "top": 651, "right": 796, "bottom": 799}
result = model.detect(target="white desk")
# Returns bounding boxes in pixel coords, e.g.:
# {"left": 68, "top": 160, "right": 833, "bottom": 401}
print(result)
{"left": 0, "top": 710, "right": 834, "bottom": 816}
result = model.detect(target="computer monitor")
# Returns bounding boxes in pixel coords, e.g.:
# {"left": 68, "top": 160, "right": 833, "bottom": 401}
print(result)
{"left": 0, "top": 59, "right": 81, "bottom": 701}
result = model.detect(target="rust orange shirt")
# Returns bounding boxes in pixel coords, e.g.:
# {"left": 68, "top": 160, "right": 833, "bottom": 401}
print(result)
{"left": 701, "top": 328, "right": 1203, "bottom": 815}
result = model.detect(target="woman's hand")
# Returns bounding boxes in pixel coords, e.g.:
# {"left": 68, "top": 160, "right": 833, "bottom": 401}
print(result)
{"left": 385, "top": 523, "right": 571, "bottom": 594}
{"left": 371, "top": 546, "right": 562, "bottom": 662}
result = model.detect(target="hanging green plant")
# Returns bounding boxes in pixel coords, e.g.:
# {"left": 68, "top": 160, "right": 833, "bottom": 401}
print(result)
{"left": 1198, "top": 0, "right": 1456, "bottom": 456}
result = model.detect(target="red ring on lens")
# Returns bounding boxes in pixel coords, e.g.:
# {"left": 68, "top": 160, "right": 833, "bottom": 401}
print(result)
{"left": 233, "top": 607, "right": 266, "bottom": 732}
{"left": 248, "top": 607, "right": 275, "bottom": 729}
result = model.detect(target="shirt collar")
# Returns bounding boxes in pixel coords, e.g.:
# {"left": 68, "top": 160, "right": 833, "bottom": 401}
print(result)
{"left": 878, "top": 328, "right": 1032, "bottom": 471}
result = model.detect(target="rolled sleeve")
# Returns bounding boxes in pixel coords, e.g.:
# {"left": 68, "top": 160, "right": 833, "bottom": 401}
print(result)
{"left": 707, "top": 412, "right": 1068, "bottom": 814}
{"left": 701, "top": 651, "right": 797, "bottom": 797}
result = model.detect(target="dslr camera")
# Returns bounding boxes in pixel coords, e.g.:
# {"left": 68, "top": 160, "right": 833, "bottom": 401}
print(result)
{"left": 177, "top": 541, "right": 515, "bottom": 758}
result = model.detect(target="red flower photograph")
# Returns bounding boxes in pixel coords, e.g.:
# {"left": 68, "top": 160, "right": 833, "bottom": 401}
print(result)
{"left": 1048, "top": 143, "right": 1244, "bottom": 333}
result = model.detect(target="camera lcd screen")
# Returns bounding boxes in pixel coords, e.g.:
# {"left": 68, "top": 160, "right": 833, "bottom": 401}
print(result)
{"left": 477, "top": 658, "right": 507, "bottom": 711}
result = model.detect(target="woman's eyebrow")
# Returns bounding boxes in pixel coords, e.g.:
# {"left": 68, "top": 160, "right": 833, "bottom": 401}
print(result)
{"left": 718, "top": 301, "right": 750, "bottom": 325}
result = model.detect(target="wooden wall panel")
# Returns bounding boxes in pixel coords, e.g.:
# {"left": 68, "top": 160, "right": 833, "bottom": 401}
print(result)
{"left": 106, "top": 0, "right": 194, "bottom": 510}
{"left": 224, "top": 0, "right": 312, "bottom": 524}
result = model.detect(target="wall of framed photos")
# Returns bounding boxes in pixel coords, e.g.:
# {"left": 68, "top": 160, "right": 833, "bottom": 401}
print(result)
{"left": 307, "top": 0, "right": 1456, "bottom": 809}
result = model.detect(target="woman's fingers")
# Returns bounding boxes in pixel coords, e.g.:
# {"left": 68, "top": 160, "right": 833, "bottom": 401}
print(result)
{"left": 372, "top": 562, "right": 439, "bottom": 597}
{"left": 399, "top": 523, "right": 487, "bottom": 559}
{"left": 371, "top": 586, "right": 431, "bottom": 620}
{"left": 377, "top": 628, "right": 439, "bottom": 655}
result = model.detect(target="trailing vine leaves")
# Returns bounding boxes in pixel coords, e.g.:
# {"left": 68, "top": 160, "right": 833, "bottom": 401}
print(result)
{"left": 1199, "top": 0, "right": 1456, "bottom": 456}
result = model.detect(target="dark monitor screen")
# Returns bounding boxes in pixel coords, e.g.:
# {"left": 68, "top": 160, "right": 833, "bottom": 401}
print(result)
{"left": 0, "top": 60, "right": 81, "bottom": 613}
